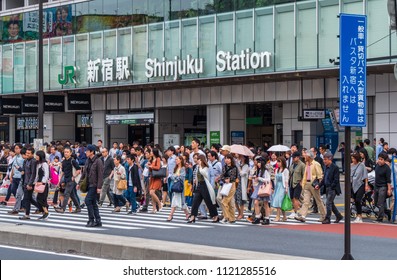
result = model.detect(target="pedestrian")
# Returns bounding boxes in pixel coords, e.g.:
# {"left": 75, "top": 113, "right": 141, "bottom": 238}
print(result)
{"left": 34, "top": 150, "right": 50, "bottom": 220}
{"left": 112, "top": 155, "right": 127, "bottom": 212}
{"left": 1, "top": 144, "right": 24, "bottom": 207}
{"left": 373, "top": 152, "right": 393, "bottom": 223}
{"left": 271, "top": 157, "right": 289, "bottom": 222}
{"left": 98, "top": 147, "right": 115, "bottom": 207}
{"left": 167, "top": 156, "right": 190, "bottom": 221}
{"left": 235, "top": 155, "right": 249, "bottom": 220}
{"left": 188, "top": 154, "right": 219, "bottom": 223}
{"left": 19, "top": 147, "right": 38, "bottom": 220}
{"left": 148, "top": 148, "right": 163, "bottom": 213}
{"left": 351, "top": 152, "right": 368, "bottom": 223}
{"left": 78, "top": 144, "right": 104, "bottom": 227}
{"left": 251, "top": 157, "right": 271, "bottom": 225}
{"left": 320, "top": 152, "right": 343, "bottom": 224}
{"left": 54, "top": 147, "right": 81, "bottom": 213}
{"left": 295, "top": 150, "right": 326, "bottom": 222}
{"left": 219, "top": 154, "right": 238, "bottom": 224}
{"left": 288, "top": 151, "right": 305, "bottom": 219}
{"left": 125, "top": 154, "right": 142, "bottom": 214}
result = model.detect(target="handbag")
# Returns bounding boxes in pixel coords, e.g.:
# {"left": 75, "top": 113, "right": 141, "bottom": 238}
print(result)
{"left": 220, "top": 183, "right": 233, "bottom": 196}
{"left": 312, "top": 179, "right": 320, "bottom": 188}
{"left": 258, "top": 181, "right": 273, "bottom": 197}
{"left": 281, "top": 193, "right": 293, "bottom": 211}
{"left": 171, "top": 179, "right": 184, "bottom": 193}
{"left": 152, "top": 167, "right": 167, "bottom": 178}
{"left": 79, "top": 177, "right": 88, "bottom": 193}
{"left": 117, "top": 179, "right": 127, "bottom": 190}
{"left": 34, "top": 183, "right": 46, "bottom": 194}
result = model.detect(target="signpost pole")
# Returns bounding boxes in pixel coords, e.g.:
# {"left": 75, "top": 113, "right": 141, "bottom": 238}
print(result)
{"left": 38, "top": 0, "right": 44, "bottom": 139}
{"left": 342, "top": 126, "right": 354, "bottom": 260}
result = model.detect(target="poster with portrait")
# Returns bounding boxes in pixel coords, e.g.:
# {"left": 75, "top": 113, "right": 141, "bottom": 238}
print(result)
{"left": 2, "top": 14, "right": 24, "bottom": 43}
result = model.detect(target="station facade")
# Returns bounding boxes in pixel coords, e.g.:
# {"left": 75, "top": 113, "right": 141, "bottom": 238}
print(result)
{"left": 0, "top": 0, "right": 395, "bottom": 155}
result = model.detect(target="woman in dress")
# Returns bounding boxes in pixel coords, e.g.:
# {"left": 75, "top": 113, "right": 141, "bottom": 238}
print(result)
{"left": 148, "top": 148, "right": 163, "bottom": 213}
{"left": 35, "top": 150, "right": 50, "bottom": 220}
{"left": 235, "top": 155, "right": 249, "bottom": 220}
{"left": 112, "top": 156, "right": 127, "bottom": 212}
{"left": 167, "top": 156, "right": 190, "bottom": 221}
{"left": 271, "top": 156, "right": 289, "bottom": 222}
{"left": 251, "top": 157, "right": 272, "bottom": 225}
{"left": 161, "top": 155, "right": 169, "bottom": 207}
{"left": 188, "top": 154, "right": 219, "bottom": 223}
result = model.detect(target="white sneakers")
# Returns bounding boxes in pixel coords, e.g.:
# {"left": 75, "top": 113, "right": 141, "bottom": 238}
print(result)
{"left": 288, "top": 212, "right": 296, "bottom": 219}
{"left": 353, "top": 217, "right": 363, "bottom": 223}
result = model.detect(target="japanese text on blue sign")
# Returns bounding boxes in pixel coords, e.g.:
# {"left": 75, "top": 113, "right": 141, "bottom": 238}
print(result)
{"left": 339, "top": 14, "right": 367, "bottom": 127}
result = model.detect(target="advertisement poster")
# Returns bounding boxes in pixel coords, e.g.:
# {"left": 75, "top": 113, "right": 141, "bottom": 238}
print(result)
{"left": 210, "top": 131, "right": 220, "bottom": 146}
{"left": 163, "top": 134, "right": 180, "bottom": 150}
{"left": 231, "top": 131, "right": 244, "bottom": 145}
{"left": 1, "top": 5, "right": 72, "bottom": 43}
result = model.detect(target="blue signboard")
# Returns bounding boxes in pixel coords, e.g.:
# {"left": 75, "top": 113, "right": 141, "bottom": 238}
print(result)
{"left": 339, "top": 14, "right": 367, "bottom": 127}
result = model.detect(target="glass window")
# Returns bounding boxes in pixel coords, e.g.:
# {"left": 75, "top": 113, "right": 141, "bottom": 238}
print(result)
{"left": 275, "top": 6, "right": 295, "bottom": 71}
{"left": 104, "top": 30, "right": 117, "bottom": 86}
{"left": 296, "top": 3, "right": 317, "bottom": 69}
{"left": 214, "top": 0, "right": 235, "bottom": 13}
{"left": 180, "top": 0, "right": 198, "bottom": 19}
{"left": 182, "top": 18, "right": 198, "bottom": 79}
{"left": 25, "top": 42, "right": 37, "bottom": 92}
{"left": 133, "top": 25, "right": 148, "bottom": 83}
{"left": 164, "top": 21, "right": 180, "bottom": 81}
{"left": 103, "top": 0, "right": 117, "bottom": 15}
{"left": 148, "top": 0, "right": 164, "bottom": 23}
{"left": 342, "top": 0, "right": 363, "bottom": 14}
{"left": 198, "top": 0, "right": 216, "bottom": 16}
{"left": 75, "top": 2, "right": 89, "bottom": 34}
{"left": 117, "top": 27, "right": 132, "bottom": 84}
{"left": 217, "top": 13, "right": 234, "bottom": 77}
{"left": 318, "top": 1, "right": 339, "bottom": 67}
{"left": 133, "top": 0, "right": 148, "bottom": 25}
{"left": 148, "top": 22, "right": 164, "bottom": 82}
{"left": 89, "top": 32, "right": 103, "bottom": 87}
{"left": 49, "top": 37, "right": 62, "bottom": 90}
{"left": 367, "top": 0, "right": 391, "bottom": 61}
{"left": 236, "top": 10, "right": 254, "bottom": 75}
{"left": 236, "top": 0, "right": 254, "bottom": 10}
{"left": 255, "top": 7, "right": 274, "bottom": 73}
{"left": 2, "top": 45, "right": 13, "bottom": 93}
{"left": 62, "top": 35, "right": 75, "bottom": 89}
{"left": 0, "top": 46, "right": 2, "bottom": 93}
{"left": 118, "top": 0, "right": 132, "bottom": 15}
{"left": 199, "top": 15, "right": 216, "bottom": 77}
{"left": 76, "top": 34, "right": 88, "bottom": 88}
{"left": 14, "top": 43, "right": 25, "bottom": 92}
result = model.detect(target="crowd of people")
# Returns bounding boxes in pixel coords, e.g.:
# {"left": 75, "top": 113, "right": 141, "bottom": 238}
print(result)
{"left": 0, "top": 137, "right": 395, "bottom": 227}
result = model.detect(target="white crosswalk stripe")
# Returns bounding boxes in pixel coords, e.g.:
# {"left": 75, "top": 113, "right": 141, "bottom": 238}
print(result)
{"left": 0, "top": 204, "right": 328, "bottom": 231}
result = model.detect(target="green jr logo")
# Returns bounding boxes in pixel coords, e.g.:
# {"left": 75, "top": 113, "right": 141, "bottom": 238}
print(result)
{"left": 58, "top": 66, "right": 78, "bottom": 85}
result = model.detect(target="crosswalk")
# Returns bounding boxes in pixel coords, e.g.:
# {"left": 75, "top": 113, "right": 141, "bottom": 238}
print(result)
{"left": 0, "top": 203, "right": 327, "bottom": 232}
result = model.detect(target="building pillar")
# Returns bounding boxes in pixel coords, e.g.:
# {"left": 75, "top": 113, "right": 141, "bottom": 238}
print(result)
{"left": 302, "top": 122, "right": 317, "bottom": 150}
{"left": 43, "top": 113, "right": 53, "bottom": 143}
{"left": 229, "top": 104, "right": 246, "bottom": 145}
{"left": 207, "top": 105, "right": 228, "bottom": 147}
{"left": 92, "top": 111, "right": 107, "bottom": 146}
{"left": 9, "top": 116, "right": 15, "bottom": 144}
{"left": 154, "top": 109, "right": 160, "bottom": 146}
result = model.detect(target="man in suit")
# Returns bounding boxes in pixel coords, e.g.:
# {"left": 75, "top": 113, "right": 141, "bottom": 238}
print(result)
{"left": 98, "top": 147, "right": 114, "bottom": 207}
{"left": 320, "top": 152, "right": 343, "bottom": 224}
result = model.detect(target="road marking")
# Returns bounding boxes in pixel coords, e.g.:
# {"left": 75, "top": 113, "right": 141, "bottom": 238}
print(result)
{"left": 0, "top": 245, "right": 103, "bottom": 259}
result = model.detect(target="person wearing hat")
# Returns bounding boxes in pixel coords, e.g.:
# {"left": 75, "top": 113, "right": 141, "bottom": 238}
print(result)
{"left": 288, "top": 151, "right": 305, "bottom": 219}
{"left": 295, "top": 150, "right": 326, "bottom": 222}
{"left": 319, "top": 152, "right": 343, "bottom": 224}
{"left": 78, "top": 144, "right": 104, "bottom": 227}
{"left": 219, "top": 145, "right": 231, "bottom": 167}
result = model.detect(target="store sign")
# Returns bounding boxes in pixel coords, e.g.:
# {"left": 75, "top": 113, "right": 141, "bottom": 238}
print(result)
{"left": 77, "top": 114, "right": 93, "bottom": 128}
{"left": 210, "top": 131, "right": 221, "bottom": 146}
{"left": 231, "top": 131, "right": 245, "bottom": 145}
{"left": 163, "top": 134, "right": 180, "bottom": 150}
{"left": 44, "top": 95, "right": 65, "bottom": 112}
{"left": 339, "top": 14, "right": 367, "bottom": 127}
{"left": 0, "top": 98, "right": 22, "bottom": 115}
{"left": 22, "top": 96, "right": 38, "bottom": 113}
{"left": 68, "top": 94, "right": 91, "bottom": 111}
{"left": 58, "top": 66, "right": 78, "bottom": 85}
{"left": 17, "top": 117, "right": 39, "bottom": 130}
{"left": 106, "top": 113, "right": 154, "bottom": 125}
{"left": 87, "top": 57, "right": 131, "bottom": 83}
{"left": 302, "top": 109, "right": 325, "bottom": 120}
{"left": 145, "top": 49, "right": 272, "bottom": 79}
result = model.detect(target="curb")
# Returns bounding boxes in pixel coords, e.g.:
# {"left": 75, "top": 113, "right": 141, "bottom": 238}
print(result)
{"left": 0, "top": 223, "right": 313, "bottom": 260}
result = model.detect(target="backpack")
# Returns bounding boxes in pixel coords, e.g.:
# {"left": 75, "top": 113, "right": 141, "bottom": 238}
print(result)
{"left": 50, "top": 166, "right": 60, "bottom": 185}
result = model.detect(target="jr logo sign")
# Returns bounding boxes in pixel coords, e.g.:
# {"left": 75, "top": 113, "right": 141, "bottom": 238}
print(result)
{"left": 58, "top": 66, "right": 78, "bottom": 85}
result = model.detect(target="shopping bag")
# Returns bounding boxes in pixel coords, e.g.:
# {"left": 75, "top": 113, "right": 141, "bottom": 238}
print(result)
{"left": 220, "top": 183, "right": 233, "bottom": 196}
{"left": 281, "top": 193, "right": 293, "bottom": 211}
{"left": 258, "top": 181, "right": 272, "bottom": 197}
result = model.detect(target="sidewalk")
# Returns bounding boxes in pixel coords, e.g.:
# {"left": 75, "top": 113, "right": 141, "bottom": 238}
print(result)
{"left": 0, "top": 223, "right": 313, "bottom": 260}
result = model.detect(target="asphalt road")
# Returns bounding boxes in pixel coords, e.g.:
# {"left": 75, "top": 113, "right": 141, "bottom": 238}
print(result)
{"left": 0, "top": 245, "right": 101, "bottom": 260}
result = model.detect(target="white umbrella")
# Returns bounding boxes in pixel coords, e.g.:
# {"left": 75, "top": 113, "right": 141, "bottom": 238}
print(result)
{"left": 267, "top": 144, "right": 290, "bottom": 152}
{"left": 230, "top": 144, "right": 255, "bottom": 157}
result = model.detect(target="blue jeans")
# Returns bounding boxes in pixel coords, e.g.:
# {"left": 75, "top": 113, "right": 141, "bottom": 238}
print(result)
{"left": 5, "top": 178, "right": 20, "bottom": 201}
{"left": 125, "top": 186, "right": 138, "bottom": 212}
{"left": 113, "top": 193, "right": 126, "bottom": 207}
{"left": 325, "top": 188, "right": 342, "bottom": 220}
{"left": 85, "top": 186, "right": 101, "bottom": 222}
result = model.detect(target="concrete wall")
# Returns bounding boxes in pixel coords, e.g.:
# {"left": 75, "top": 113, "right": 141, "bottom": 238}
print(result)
{"left": 53, "top": 113, "right": 74, "bottom": 141}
